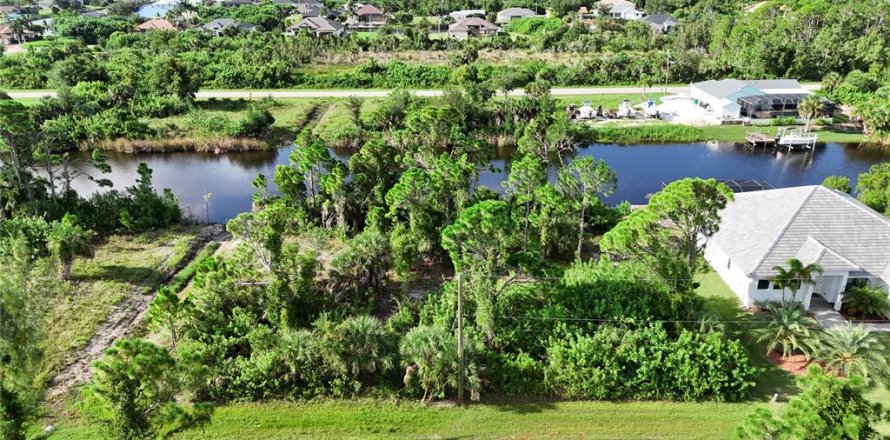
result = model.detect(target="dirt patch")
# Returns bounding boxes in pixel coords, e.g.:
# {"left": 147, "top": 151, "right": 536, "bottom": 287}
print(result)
{"left": 768, "top": 352, "right": 812, "bottom": 376}
{"left": 45, "top": 225, "right": 229, "bottom": 410}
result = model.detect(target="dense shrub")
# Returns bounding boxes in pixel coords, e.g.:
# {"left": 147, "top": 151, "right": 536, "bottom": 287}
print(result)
{"left": 545, "top": 324, "right": 758, "bottom": 402}
{"left": 227, "top": 107, "right": 275, "bottom": 137}
{"left": 0, "top": 216, "right": 51, "bottom": 257}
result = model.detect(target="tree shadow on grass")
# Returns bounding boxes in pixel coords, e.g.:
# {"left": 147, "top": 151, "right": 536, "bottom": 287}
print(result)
{"left": 487, "top": 399, "right": 558, "bottom": 415}
{"left": 75, "top": 265, "right": 165, "bottom": 287}
{"left": 197, "top": 98, "right": 256, "bottom": 112}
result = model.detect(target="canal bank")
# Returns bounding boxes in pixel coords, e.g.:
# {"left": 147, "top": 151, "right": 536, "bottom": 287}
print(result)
{"left": 67, "top": 142, "right": 890, "bottom": 224}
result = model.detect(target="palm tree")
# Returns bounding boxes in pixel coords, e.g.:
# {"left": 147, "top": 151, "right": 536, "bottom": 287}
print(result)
{"left": 814, "top": 323, "right": 888, "bottom": 380}
{"left": 48, "top": 213, "right": 95, "bottom": 280}
{"left": 336, "top": 315, "right": 395, "bottom": 379}
{"left": 400, "top": 324, "right": 481, "bottom": 403}
{"left": 757, "top": 303, "right": 814, "bottom": 358}
{"left": 798, "top": 96, "right": 825, "bottom": 133}
{"left": 771, "top": 258, "right": 823, "bottom": 305}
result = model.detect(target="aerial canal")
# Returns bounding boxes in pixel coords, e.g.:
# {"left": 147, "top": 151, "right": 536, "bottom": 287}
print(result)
{"left": 69, "top": 142, "right": 890, "bottom": 224}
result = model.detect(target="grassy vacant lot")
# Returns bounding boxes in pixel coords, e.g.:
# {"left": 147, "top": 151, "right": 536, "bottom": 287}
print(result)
{"left": 48, "top": 266, "right": 889, "bottom": 439}
{"left": 53, "top": 400, "right": 757, "bottom": 440}
{"left": 37, "top": 227, "right": 198, "bottom": 385}
{"left": 145, "top": 97, "right": 383, "bottom": 146}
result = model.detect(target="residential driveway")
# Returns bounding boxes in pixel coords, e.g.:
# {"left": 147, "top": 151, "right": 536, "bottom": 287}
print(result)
{"left": 810, "top": 296, "right": 890, "bottom": 332}
{"left": 3, "top": 44, "right": 25, "bottom": 54}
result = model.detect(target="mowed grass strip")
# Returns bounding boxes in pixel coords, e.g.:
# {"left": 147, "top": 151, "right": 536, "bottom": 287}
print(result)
{"left": 53, "top": 399, "right": 756, "bottom": 439}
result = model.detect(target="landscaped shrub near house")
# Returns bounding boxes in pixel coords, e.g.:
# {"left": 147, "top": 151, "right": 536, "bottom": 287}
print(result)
{"left": 843, "top": 285, "right": 890, "bottom": 319}
{"left": 771, "top": 116, "right": 797, "bottom": 126}
{"left": 545, "top": 324, "right": 758, "bottom": 402}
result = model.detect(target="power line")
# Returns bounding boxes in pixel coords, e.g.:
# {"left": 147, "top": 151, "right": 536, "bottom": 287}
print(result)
{"left": 479, "top": 314, "right": 890, "bottom": 325}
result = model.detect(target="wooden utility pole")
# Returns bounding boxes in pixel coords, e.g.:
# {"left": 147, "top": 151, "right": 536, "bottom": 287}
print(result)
{"left": 456, "top": 272, "right": 465, "bottom": 407}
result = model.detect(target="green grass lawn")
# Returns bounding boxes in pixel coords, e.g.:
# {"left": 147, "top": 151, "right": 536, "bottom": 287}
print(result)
{"left": 696, "top": 124, "right": 865, "bottom": 143}
{"left": 51, "top": 399, "right": 758, "bottom": 440}
{"left": 555, "top": 93, "right": 667, "bottom": 109}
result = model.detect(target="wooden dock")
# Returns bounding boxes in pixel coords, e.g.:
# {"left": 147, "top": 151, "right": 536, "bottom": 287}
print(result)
{"left": 745, "top": 132, "right": 775, "bottom": 147}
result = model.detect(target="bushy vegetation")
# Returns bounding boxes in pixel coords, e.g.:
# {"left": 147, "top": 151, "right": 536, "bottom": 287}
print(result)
{"left": 545, "top": 323, "right": 757, "bottom": 401}
{"left": 844, "top": 285, "right": 890, "bottom": 319}
{"left": 736, "top": 367, "right": 886, "bottom": 439}
{"left": 3, "top": 0, "right": 890, "bottom": 91}
{"left": 24, "top": 83, "right": 760, "bottom": 424}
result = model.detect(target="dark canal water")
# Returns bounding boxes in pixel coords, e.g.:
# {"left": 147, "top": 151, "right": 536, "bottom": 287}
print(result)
{"left": 69, "top": 142, "right": 890, "bottom": 224}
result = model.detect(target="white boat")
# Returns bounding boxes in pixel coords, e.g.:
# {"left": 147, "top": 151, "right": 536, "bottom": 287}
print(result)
{"left": 776, "top": 128, "right": 817, "bottom": 149}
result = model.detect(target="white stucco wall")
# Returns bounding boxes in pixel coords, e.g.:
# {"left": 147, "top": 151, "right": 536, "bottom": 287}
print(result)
{"left": 704, "top": 244, "right": 754, "bottom": 305}
{"left": 705, "top": 243, "right": 815, "bottom": 308}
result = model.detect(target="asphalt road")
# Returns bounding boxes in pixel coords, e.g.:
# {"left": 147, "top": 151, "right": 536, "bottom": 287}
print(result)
{"left": 6, "top": 84, "right": 820, "bottom": 100}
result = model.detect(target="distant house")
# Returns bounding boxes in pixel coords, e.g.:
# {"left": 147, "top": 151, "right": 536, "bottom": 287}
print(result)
{"left": 30, "top": 17, "right": 53, "bottom": 37}
{"left": 643, "top": 13, "right": 677, "bottom": 32}
{"left": 0, "top": 21, "right": 37, "bottom": 44}
{"left": 293, "top": 1, "right": 324, "bottom": 17}
{"left": 346, "top": 4, "right": 385, "bottom": 29}
{"left": 285, "top": 16, "right": 343, "bottom": 36}
{"left": 80, "top": 9, "right": 109, "bottom": 17}
{"left": 594, "top": 0, "right": 644, "bottom": 20}
{"left": 495, "top": 7, "right": 537, "bottom": 23}
{"left": 705, "top": 185, "right": 890, "bottom": 315}
{"left": 689, "top": 78, "right": 812, "bottom": 120}
{"left": 448, "top": 17, "right": 499, "bottom": 40}
{"left": 136, "top": 18, "right": 176, "bottom": 31}
{"left": 226, "top": 0, "right": 256, "bottom": 6}
{"left": 200, "top": 18, "right": 256, "bottom": 35}
{"left": 0, "top": 22, "right": 15, "bottom": 44}
{"left": 0, "top": 5, "right": 35, "bottom": 20}
{"left": 449, "top": 9, "right": 484, "bottom": 21}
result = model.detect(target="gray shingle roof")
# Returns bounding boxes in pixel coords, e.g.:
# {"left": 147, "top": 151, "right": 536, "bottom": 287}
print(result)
{"left": 745, "top": 79, "right": 803, "bottom": 90}
{"left": 691, "top": 79, "right": 750, "bottom": 99}
{"left": 497, "top": 7, "right": 535, "bottom": 17}
{"left": 289, "top": 16, "right": 342, "bottom": 32}
{"left": 449, "top": 16, "right": 499, "bottom": 32}
{"left": 643, "top": 13, "right": 676, "bottom": 25}
{"left": 691, "top": 79, "right": 807, "bottom": 100}
{"left": 709, "top": 186, "right": 890, "bottom": 278}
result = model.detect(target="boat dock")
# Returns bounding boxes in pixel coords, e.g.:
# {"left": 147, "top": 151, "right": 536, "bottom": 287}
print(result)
{"left": 745, "top": 131, "right": 775, "bottom": 147}
{"left": 745, "top": 128, "right": 817, "bottom": 151}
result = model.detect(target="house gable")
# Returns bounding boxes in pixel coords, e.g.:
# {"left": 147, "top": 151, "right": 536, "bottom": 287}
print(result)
{"left": 709, "top": 185, "right": 890, "bottom": 281}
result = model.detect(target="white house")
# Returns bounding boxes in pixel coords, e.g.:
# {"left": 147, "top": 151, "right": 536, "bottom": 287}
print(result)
{"left": 705, "top": 185, "right": 890, "bottom": 315}
{"left": 448, "top": 17, "right": 499, "bottom": 40}
{"left": 285, "top": 16, "right": 344, "bottom": 36}
{"left": 689, "top": 79, "right": 811, "bottom": 120}
{"left": 449, "top": 9, "right": 485, "bottom": 21}
{"left": 495, "top": 7, "right": 537, "bottom": 23}
{"left": 594, "top": 0, "right": 644, "bottom": 20}
{"left": 642, "top": 13, "right": 677, "bottom": 32}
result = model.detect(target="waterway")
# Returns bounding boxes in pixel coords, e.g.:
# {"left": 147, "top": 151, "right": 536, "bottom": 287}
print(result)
{"left": 68, "top": 142, "right": 890, "bottom": 224}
